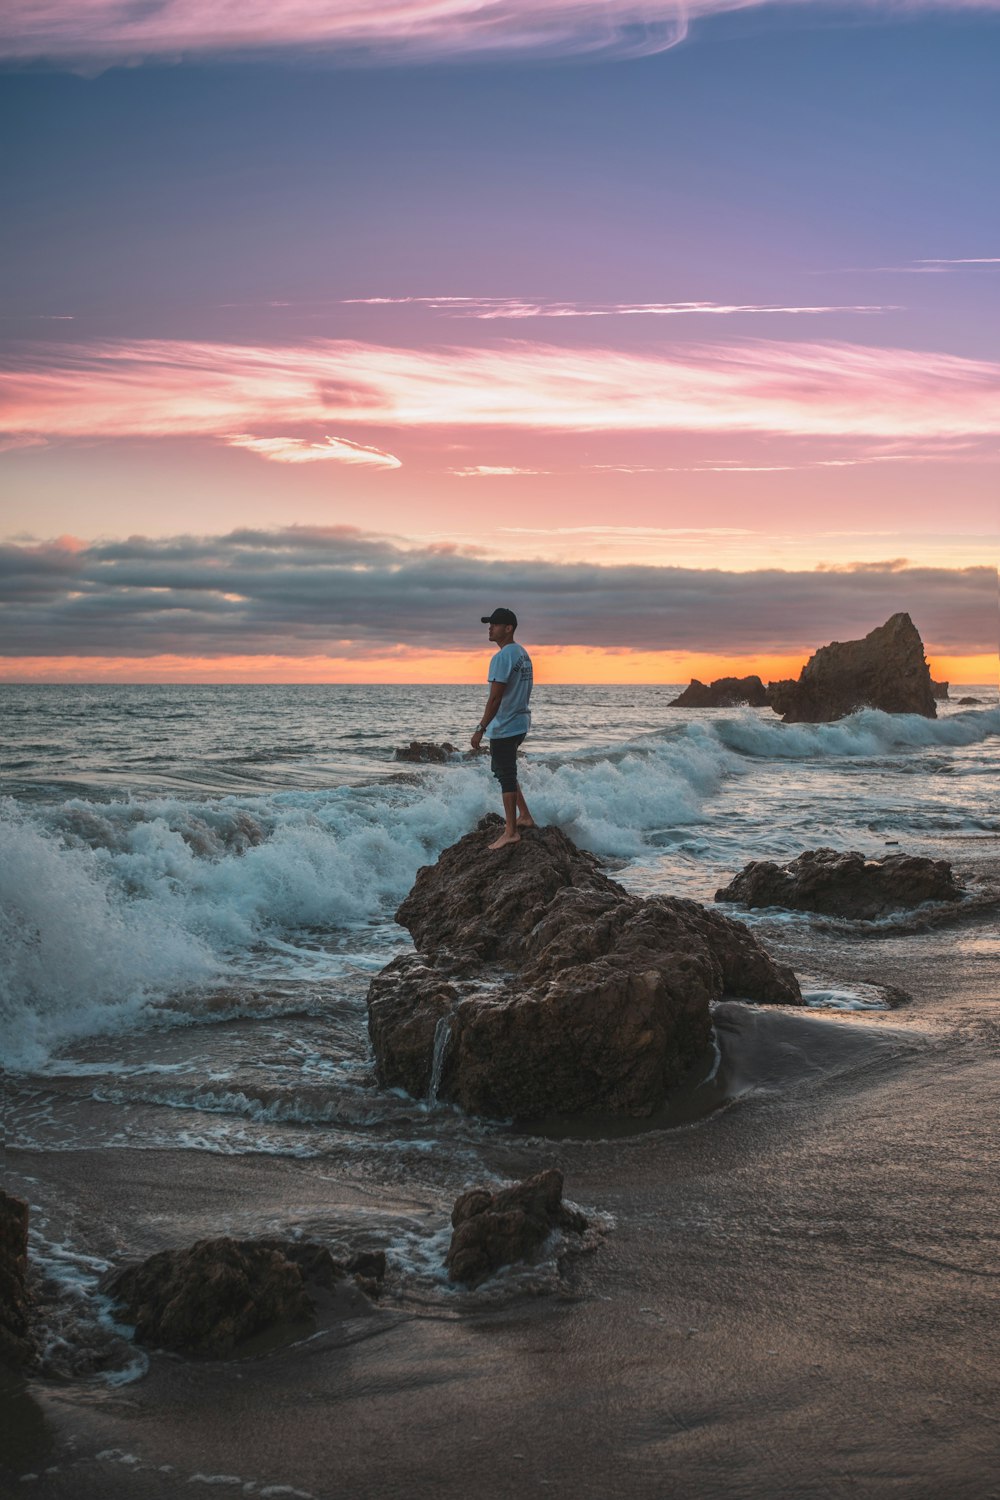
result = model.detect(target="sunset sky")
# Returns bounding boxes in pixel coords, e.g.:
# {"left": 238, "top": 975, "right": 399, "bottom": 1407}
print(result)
{"left": 1, "top": 2, "right": 996, "bottom": 683}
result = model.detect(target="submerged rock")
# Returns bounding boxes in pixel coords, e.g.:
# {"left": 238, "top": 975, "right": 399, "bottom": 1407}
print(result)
{"left": 0, "top": 1191, "right": 34, "bottom": 1369}
{"left": 715, "top": 847, "right": 963, "bottom": 920}
{"left": 394, "top": 740, "right": 457, "bottom": 763}
{"left": 446, "top": 1169, "right": 588, "bottom": 1287}
{"left": 669, "top": 675, "right": 769, "bottom": 708}
{"left": 368, "top": 818, "right": 801, "bottom": 1119}
{"left": 105, "top": 1237, "right": 384, "bottom": 1357}
{"left": 957, "top": 696, "right": 982, "bottom": 706}
{"left": 767, "top": 613, "right": 937, "bottom": 723}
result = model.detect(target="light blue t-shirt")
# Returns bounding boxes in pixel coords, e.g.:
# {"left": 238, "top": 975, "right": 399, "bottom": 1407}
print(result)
{"left": 488, "top": 642, "right": 533, "bottom": 740}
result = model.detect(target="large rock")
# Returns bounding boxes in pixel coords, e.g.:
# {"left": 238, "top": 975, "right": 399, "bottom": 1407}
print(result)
{"left": 0, "top": 1191, "right": 34, "bottom": 1369}
{"left": 446, "top": 1169, "right": 588, "bottom": 1287}
{"left": 368, "top": 819, "right": 801, "bottom": 1119}
{"left": 715, "top": 848, "right": 964, "bottom": 920}
{"left": 395, "top": 820, "right": 615, "bottom": 968}
{"left": 105, "top": 1237, "right": 383, "bottom": 1357}
{"left": 767, "top": 613, "right": 937, "bottom": 723}
{"left": 669, "top": 675, "right": 769, "bottom": 708}
{"left": 931, "top": 679, "right": 949, "bottom": 700}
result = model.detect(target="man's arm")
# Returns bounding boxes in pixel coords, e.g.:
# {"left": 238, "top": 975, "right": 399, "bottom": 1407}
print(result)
{"left": 470, "top": 680, "right": 506, "bottom": 750}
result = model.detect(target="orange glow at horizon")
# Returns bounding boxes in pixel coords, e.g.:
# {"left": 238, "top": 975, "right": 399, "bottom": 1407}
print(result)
{"left": 1, "top": 650, "right": 994, "bottom": 687}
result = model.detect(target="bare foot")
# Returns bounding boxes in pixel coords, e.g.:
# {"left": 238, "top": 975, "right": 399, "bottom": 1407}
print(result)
{"left": 517, "top": 817, "right": 536, "bottom": 830}
{"left": 488, "top": 830, "right": 520, "bottom": 850}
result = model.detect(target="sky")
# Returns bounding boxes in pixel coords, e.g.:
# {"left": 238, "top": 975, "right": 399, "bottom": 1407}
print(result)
{"left": 0, "top": 1, "right": 997, "bottom": 683}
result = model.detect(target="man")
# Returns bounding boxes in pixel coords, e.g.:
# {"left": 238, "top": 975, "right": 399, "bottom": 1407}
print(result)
{"left": 470, "top": 607, "right": 536, "bottom": 850}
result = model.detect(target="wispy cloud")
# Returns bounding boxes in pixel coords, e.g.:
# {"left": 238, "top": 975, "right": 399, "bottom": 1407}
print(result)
{"left": 6, "top": 1, "right": 1000, "bottom": 67}
{"left": 344, "top": 296, "right": 893, "bottom": 319}
{"left": 449, "top": 464, "right": 551, "bottom": 477}
{"left": 835, "top": 255, "right": 1000, "bottom": 274}
{"left": 499, "top": 525, "right": 755, "bottom": 538}
{"left": 226, "top": 433, "right": 401, "bottom": 468}
{"left": 815, "top": 558, "right": 913, "bottom": 573}
{"left": 594, "top": 438, "right": 998, "bottom": 473}
{"left": 0, "top": 527, "right": 992, "bottom": 658}
{"left": 4, "top": 336, "right": 1000, "bottom": 447}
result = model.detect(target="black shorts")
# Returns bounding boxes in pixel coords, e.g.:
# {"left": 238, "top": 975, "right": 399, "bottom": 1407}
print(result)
{"left": 489, "top": 733, "right": 525, "bottom": 794}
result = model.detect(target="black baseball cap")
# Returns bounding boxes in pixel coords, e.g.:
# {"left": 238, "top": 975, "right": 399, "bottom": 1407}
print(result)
{"left": 481, "top": 607, "right": 518, "bottom": 628}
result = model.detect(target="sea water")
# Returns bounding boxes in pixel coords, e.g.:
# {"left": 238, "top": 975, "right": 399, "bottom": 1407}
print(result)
{"left": 3, "top": 682, "right": 998, "bottom": 1370}
{"left": 3, "top": 682, "right": 997, "bottom": 1070}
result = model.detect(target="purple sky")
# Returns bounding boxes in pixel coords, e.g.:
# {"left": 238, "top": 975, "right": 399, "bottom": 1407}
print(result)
{"left": 1, "top": 2, "right": 997, "bottom": 678}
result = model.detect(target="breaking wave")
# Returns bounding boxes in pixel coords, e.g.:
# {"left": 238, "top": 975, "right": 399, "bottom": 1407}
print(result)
{"left": 2, "top": 701, "right": 997, "bottom": 1069}
{"left": 708, "top": 703, "right": 1000, "bottom": 760}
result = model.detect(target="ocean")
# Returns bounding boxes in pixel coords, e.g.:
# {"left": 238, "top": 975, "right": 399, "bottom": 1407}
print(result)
{"left": 3, "top": 681, "right": 1000, "bottom": 1496}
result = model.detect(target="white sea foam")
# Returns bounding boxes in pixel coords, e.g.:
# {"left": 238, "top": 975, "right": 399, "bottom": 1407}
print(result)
{"left": 0, "top": 805, "right": 217, "bottom": 1069}
{"left": 26, "top": 1226, "right": 149, "bottom": 1386}
{"left": 1, "top": 733, "right": 730, "bottom": 1065}
{"left": 523, "top": 730, "right": 731, "bottom": 854}
{"left": 3, "top": 702, "right": 997, "bottom": 1068}
{"left": 711, "top": 704, "right": 1000, "bottom": 760}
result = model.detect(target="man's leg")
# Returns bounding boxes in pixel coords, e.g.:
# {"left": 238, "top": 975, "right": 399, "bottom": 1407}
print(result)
{"left": 489, "top": 789, "right": 519, "bottom": 849}
{"left": 515, "top": 786, "right": 535, "bottom": 829}
{"left": 488, "top": 736, "right": 523, "bottom": 849}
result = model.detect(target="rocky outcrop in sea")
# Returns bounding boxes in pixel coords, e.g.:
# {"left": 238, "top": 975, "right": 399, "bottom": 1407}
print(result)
{"left": 668, "top": 675, "right": 769, "bottom": 708}
{"left": 715, "top": 847, "right": 963, "bottom": 920}
{"left": 394, "top": 740, "right": 458, "bottom": 763}
{"left": 366, "top": 818, "right": 801, "bottom": 1120}
{"left": 767, "top": 612, "right": 937, "bottom": 723}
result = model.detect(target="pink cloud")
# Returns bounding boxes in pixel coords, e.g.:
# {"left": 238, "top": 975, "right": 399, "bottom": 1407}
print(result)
{"left": 5, "top": 1, "right": 1000, "bottom": 64}
{"left": 449, "top": 464, "right": 551, "bottom": 476}
{"left": 345, "top": 296, "right": 893, "bottom": 319}
{"left": 4, "top": 336, "right": 1000, "bottom": 445}
{"left": 226, "top": 433, "right": 401, "bottom": 468}
{"left": 836, "top": 256, "right": 1000, "bottom": 274}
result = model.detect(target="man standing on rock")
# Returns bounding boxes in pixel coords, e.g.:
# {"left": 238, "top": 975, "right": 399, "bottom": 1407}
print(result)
{"left": 471, "top": 608, "right": 536, "bottom": 849}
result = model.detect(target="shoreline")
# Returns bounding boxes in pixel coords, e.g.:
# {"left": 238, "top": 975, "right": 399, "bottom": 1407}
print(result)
{"left": 5, "top": 852, "right": 999, "bottom": 1500}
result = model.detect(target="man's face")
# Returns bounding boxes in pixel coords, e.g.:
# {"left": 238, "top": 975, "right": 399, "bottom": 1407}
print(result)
{"left": 488, "top": 622, "right": 513, "bottom": 646}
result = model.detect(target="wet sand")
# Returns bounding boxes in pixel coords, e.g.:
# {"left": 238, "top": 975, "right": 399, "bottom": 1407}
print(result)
{"left": 4, "top": 876, "right": 1000, "bottom": 1500}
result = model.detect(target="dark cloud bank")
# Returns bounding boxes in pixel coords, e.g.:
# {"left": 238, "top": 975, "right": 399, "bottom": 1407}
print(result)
{"left": 0, "top": 527, "right": 994, "bottom": 659}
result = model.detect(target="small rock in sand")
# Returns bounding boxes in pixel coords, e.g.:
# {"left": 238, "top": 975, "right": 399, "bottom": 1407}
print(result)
{"left": 105, "top": 1236, "right": 385, "bottom": 1357}
{"left": 446, "top": 1169, "right": 587, "bottom": 1287}
{"left": 0, "top": 1190, "right": 34, "bottom": 1369}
